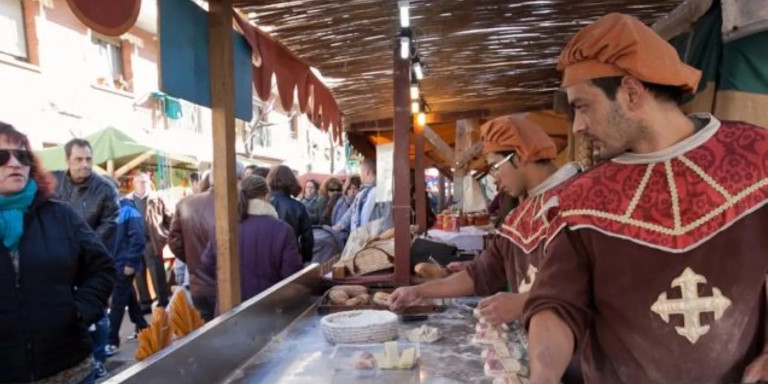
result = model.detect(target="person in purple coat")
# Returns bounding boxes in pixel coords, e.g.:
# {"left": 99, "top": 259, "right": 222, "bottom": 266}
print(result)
{"left": 202, "top": 175, "right": 303, "bottom": 304}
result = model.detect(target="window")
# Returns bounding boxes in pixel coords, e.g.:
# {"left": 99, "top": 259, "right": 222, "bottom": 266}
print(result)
{"left": 91, "top": 34, "right": 124, "bottom": 84}
{"left": 0, "top": 0, "right": 28, "bottom": 60}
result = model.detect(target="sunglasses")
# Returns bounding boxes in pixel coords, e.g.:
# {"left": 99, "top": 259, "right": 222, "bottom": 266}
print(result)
{"left": 0, "top": 149, "right": 33, "bottom": 167}
{"left": 489, "top": 152, "right": 516, "bottom": 173}
{"left": 329, "top": 188, "right": 342, "bottom": 193}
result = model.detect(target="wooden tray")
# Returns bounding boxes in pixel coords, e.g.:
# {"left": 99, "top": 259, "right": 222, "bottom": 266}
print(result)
{"left": 317, "top": 288, "right": 446, "bottom": 315}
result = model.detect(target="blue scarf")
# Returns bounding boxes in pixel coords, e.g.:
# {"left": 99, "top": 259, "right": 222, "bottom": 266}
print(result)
{"left": 0, "top": 180, "right": 37, "bottom": 253}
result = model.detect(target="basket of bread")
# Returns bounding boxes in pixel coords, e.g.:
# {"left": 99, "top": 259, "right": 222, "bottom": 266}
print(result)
{"left": 320, "top": 310, "right": 398, "bottom": 344}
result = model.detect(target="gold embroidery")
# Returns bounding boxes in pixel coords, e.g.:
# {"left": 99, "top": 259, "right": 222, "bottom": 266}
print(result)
{"left": 678, "top": 155, "right": 733, "bottom": 200}
{"left": 651, "top": 267, "right": 731, "bottom": 344}
{"left": 664, "top": 160, "right": 682, "bottom": 231}
{"left": 501, "top": 195, "right": 550, "bottom": 246}
{"left": 623, "top": 164, "right": 654, "bottom": 219}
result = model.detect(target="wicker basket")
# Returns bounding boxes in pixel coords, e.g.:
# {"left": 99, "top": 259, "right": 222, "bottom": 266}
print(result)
{"left": 320, "top": 310, "right": 398, "bottom": 344}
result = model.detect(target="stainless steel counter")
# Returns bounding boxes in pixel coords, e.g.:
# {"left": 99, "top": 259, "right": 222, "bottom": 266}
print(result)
{"left": 223, "top": 298, "right": 530, "bottom": 384}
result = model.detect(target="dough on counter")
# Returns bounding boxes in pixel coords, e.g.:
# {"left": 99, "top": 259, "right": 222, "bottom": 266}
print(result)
{"left": 352, "top": 351, "right": 375, "bottom": 370}
{"left": 372, "top": 291, "right": 391, "bottom": 306}
{"left": 398, "top": 347, "right": 418, "bottom": 369}
{"left": 476, "top": 322, "right": 510, "bottom": 332}
{"left": 406, "top": 325, "right": 441, "bottom": 343}
{"left": 482, "top": 343, "right": 523, "bottom": 361}
{"left": 472, "top": 329, "right": 509, "bottom": 345}
{"left": 484, "top": 357, "right": 523, "bottom": 377}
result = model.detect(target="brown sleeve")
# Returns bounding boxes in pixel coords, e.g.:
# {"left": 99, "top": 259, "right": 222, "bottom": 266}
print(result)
{"left": 168, "top": 210, "right": 185, "bottom": 263}
{"left": 523, "top": 229, "right": 592, "bottom": 348}
{"left": 465, "top": 237, "right": 513, "bottom": 296}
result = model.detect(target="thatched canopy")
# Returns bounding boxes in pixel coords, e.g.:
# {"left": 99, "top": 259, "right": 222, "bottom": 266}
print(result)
{"left": 236, "top": 0, "right": 684, "bottom": 126}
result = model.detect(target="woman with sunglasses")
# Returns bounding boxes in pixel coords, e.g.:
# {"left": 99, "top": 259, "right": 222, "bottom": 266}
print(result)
{"left": 0, "top": 122, "right": 114, "bottom": 384}
{"left": 316, "top": 177, "right": 343, "bottom": 226}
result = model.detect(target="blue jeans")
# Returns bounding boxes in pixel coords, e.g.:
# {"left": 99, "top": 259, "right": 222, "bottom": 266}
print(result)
{"left": 89, "top": 312, "right": 109, "bottom": 363}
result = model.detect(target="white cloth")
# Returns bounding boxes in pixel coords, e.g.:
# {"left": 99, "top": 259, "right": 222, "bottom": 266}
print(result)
{"left": 427, "top": 226, "right": 487, "bottom": 251}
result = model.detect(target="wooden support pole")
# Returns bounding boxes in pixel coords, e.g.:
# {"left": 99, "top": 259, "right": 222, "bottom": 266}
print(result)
{"left": 392, "top": 43, "right": 412, "bottom": 286}
{"left": 208, "top": 0, "right": 241, "bottom": 312}
{"left": 453, "top": 120, "right": 469, "bottom": 205}
{"left": 106, "top": 159, "right": 115, "bottom": 176}
{"left": 413, "top": 116, "right": 427, "bottom": 233}
{"left": 423, "top": 124, "right": 454, "bottom": 160}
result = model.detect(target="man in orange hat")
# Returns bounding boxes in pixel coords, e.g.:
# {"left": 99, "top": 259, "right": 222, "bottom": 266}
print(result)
{"left": 390, "top": 115, "right": 582, "bottom": 330}
{"left": 523, "top": 13, "right": 768, "bottom": 384}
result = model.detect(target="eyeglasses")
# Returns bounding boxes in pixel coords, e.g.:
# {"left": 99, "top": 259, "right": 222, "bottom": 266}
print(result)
{"left": 489, "top": 152, "right": 515, "bottom": 173}
{"left": 0, "top": 149, "right": 33, "bottom": 167}
{"left": 329, "top": 188, "right": 342, "bottom": 193}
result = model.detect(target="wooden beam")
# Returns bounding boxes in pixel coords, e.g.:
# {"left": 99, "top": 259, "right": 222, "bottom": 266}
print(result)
{"left": 437, "top": 173, "right": 446, "bottom": 212}
{"left": 348, "top": 109, "right": 491, "bottom": 132}
{"left": 209, "top": 0, "right": 241, "bottom": 312}
{"left": 453, "top": 120, "right": 468, "bottom": 204}
{"left": 392, "top": 43, "right": 411, "bottom": 287}
{"left": 455, "top": 142, "right": 483, "bottom": 169}
{"left": 114, "top": 150, "right": 154, "bottom": 177}
{"left": 414, "top": 116, "right": 427, "bottom": 234}
{"left": 347, "top": 132, "right": 377, "bottom": 160}
{"left": 423, "top": 124, "right": 454, "bottom": 161}
{"left": 107, "top": 159, "right": 115, "bottom": 176}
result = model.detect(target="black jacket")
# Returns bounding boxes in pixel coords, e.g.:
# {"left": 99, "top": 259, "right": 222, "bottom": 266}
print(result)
{"left": 0, "top": 196, "right": 115, "bottom": 382}
{"left": 270, "top": 191, "right": 314, "bottom": 262}
{"left": 53, "top": 171, "right": 119, "bottom": 246}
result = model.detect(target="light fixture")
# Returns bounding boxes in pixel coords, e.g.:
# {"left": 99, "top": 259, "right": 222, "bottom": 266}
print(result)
{"left": 400, "top": 36, "right": 410, "bottom": 60}
{"left": 411, "top": 101, "right": 420, "bottom": 114}
{"left": 417, "top": 112, "right": 426, "bottom": 126}
{"left": 410, "top": 82, "right": 419, "bottom": 100}
{"left": 399, "top": 0, "right": 410, "bottom": 28}
{"left": 412, "top": 58, "right": 424, "bottom": 80}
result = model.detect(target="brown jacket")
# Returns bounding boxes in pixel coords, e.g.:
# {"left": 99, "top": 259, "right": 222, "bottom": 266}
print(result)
{"left": 168, "top": 191, "right": 216, "bottom": 298}
{"left": 128, "top": 193, "right": 171, "bottom": 256}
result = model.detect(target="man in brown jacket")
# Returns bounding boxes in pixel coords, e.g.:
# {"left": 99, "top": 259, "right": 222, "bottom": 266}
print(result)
{"left": 168, "top": 163, "right": 243, "bottom": 321}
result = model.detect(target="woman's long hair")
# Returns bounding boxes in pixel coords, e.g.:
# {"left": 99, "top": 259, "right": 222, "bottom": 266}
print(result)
{"left": 0, "top": 122, "right": 56, "bottom": 197}
{"left": 266, "top": 165, "right": 301, "bottom": 197}
{"left": 320, "top": 177, "right": 343, "bottom": 223}
{"left": 237, "top": 175, "right": 270, "bottom": 221}
{"left": 319, "top": 177, "right": 342, "bottom": 197}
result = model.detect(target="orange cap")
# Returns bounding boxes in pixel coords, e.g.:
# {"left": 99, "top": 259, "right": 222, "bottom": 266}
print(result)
{"left": 558, "top": 13, "right": 701, "bottom": 94}
{"left": 480, "top": 115, "right": 557, "bottom": 162}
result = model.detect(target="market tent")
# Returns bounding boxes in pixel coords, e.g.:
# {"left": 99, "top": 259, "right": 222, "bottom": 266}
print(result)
{"left": 36, "top": 126, "right": 198, "bottom": 174}
{"left": 37, "top": 127, "right": 151, "bottom": 171}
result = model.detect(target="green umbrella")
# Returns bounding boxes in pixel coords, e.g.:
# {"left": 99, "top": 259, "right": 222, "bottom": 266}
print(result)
{"left": 37, "top": 127, "right": 152, "bottom": 171}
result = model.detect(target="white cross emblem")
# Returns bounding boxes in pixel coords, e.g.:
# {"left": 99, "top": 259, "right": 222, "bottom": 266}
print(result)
{"left": 651, "top": 267, "right": 732, "bottom": 344}
{"left": 518, "top": 264, "right": 538, "bottom": 293}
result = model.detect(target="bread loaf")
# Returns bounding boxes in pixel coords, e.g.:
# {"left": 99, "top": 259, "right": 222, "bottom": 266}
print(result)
{"left": 356, "top": 293, "right": 371, "bottom": 305}
{"left": 415, "top": 263, "right": 448, "bottom": 279}
{"left": 372, "top": 291, "right": 391, "bottom": 306}
{"left": 329, "top": 289, "right": 350, "bottom": 305}
{"left": 330, "top": 285, "right": 368, "bottom": 297}
{"left": 346, "top": 297, "right": 366, "bottom": 306}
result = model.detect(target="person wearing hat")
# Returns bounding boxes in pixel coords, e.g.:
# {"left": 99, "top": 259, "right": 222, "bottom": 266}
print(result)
{"left": 389, "top": 116, "right": 582, "bottom": 329}
{"left": 523, "top": 13, "right": 768, "bottom": 384}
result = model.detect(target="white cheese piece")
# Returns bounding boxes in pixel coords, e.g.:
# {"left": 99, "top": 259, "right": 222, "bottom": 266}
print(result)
{"left": 384, "top": 341, "right": 400, "bottom": 368}
{"left": 398, "top": 347, "right": 417, "bottom": 369}
{"left": 374, "top": 352, "right": 391, "bottom": 369}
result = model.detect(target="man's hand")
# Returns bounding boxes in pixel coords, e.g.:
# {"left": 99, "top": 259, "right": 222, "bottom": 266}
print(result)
{"left": 124, "top": 266, "right": 135, "bottom": 276}
{"left": 743, "top": 352, "right": 768, "bottom": 383}
{"left": 477, "top": 292, "right": 526, "bottom": 327}
{"left": 389, "top": 286, "right": 421, "bottom": 312}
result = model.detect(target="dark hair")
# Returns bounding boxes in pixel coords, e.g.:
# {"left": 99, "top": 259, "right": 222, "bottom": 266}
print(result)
{"left": 200, "top": 170, "right": 211, "bottom": 192}
{"left": 189, "top": 172, "right": 200, "bottom": 184}
{"left": 0, "top": 122, "right": 56, "bottom": 197}
{"left": 305, "top": 179, "right": 320, "bottom": 195}
{"left": 244, "top": 164, "right": 258, "bottom": 173}
{"left": 343, "top": 175, "right": 362, "bottom": 195}
{"left": 361, "top": 158, "right": 376, "bottom": 175}
{"left": 238, "top": 175, "right": 270, "bottom": 221}
{"left": 254, "top": 167, "right": 270, "bottom": 178}
{"left": 589, "top": 76, "right": 685, "bottom": 106}
{"left": 64, "top": 138, "right": 93, "bottom": 159}
{"left": 267, "top": 165, "right": 301, "bottom": 197}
